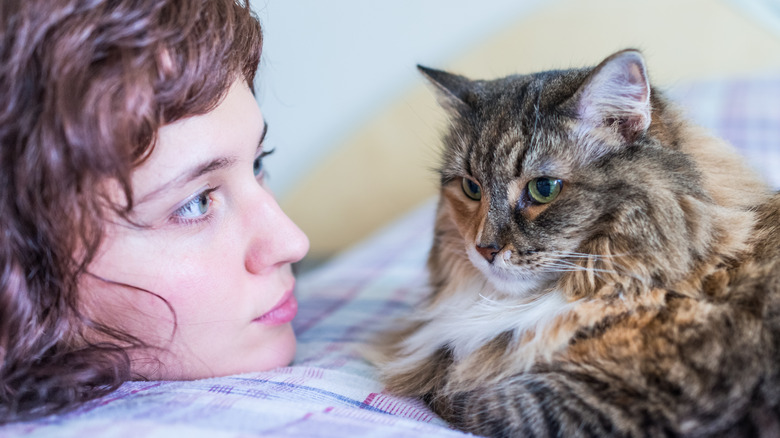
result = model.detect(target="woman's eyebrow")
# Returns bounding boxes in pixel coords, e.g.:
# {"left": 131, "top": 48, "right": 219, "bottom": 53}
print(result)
{"left": 138, "top": 156, "right": 238, "bottom": 204}
{"left": 137, "top": 122, "right": 268, "bottom": 205}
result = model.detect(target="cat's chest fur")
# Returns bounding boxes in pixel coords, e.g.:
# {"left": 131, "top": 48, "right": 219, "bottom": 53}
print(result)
{"left": 394, "top": 273, "right": 665, "bottom": 389}
{"left": 403, "top": 280, "right": 575, "bottom": 363}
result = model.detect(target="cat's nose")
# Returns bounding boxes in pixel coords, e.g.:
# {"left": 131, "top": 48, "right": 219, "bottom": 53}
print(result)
{"left": 476, "top": 243, "right": 501, "bottom": 263}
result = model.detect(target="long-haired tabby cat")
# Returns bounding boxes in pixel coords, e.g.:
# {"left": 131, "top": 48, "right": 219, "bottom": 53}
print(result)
{"left": 376, "top": 49, "right": 780, "bottom": 437}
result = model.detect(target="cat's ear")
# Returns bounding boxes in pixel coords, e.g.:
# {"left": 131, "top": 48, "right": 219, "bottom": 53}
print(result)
{"left": 573, "top": 49, "right": 651, "bottom": 142}
{"left": 418, "top": 65, "right": 476, "bottom": 113}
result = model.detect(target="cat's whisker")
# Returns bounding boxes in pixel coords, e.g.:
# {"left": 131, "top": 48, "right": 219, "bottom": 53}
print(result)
{"left": 553, "top": 260, "right": 646, "bottom": 284}
{"left": 547, "top": 252, "right": 644, "bottom": 280}
{"left": 538, "top": 260, "right": 637, "bottom": 282}
{"left": 537, "top": 262, "right": 599, "bottom": 274}
{"left": 554, "top": 250, "right": 632, "bottom": 260}
{"left": 476, "top": 293, "right": 546, "bottom": 310}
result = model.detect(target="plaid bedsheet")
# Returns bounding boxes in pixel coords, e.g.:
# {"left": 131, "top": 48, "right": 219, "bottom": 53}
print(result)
{"left": 3, "top": 76, "right": 779, "bottom": 437}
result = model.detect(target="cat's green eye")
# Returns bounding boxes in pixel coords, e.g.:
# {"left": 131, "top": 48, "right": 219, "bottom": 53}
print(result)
{"left": 527, "top": 177, "right": 563, "bottom": 204}
{"left": 461, "top": 177, "right": 482, "bottom": 201}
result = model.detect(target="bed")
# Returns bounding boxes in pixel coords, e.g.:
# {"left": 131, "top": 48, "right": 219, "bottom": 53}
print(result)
{"left": 4, "top": 76, "right": 779, "bottom": 437}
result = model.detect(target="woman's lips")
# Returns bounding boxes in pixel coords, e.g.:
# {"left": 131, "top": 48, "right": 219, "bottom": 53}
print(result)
{"left": 253, "top": 288, "right": 297, "bottom": 325}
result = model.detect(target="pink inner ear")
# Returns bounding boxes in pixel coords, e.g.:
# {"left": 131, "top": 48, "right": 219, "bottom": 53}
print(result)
{"left": 577, "top": 51, "right": 651, "bottom": 138}
{"left": 623, "top": 62, "right": 649, "bottom": 101}
{"left": 627, "top": 63, "right": 643, "bottom": 84}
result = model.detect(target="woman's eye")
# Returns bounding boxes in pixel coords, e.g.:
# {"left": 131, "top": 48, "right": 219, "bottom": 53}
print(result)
{"left": 527, "top": 177, "right": 563, "bottom": 204}
{"left": 461, "top": 177, "right": 482, "bottom": 201}
{"left": 253, "top": 154, "right": 263, "bottom": 177}
{"left": 173, "top": 189, "right": 215, "bottom": 221}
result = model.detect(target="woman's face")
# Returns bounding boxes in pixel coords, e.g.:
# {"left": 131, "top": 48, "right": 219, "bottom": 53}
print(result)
{"left": 83, "top": 80, "right": 309, "bottom": 379}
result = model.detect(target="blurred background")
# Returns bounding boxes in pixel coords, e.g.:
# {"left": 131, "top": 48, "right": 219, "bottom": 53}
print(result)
{"left": 250, "top": 0, "right": 780, "bottom": 267}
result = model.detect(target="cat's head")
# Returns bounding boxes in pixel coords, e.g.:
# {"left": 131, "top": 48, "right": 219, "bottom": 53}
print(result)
{"left": 425, "top": 49, "right": 746, "bottom": 299}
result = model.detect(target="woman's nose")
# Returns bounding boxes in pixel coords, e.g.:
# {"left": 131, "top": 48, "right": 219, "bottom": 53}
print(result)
{"left": 244, "top": 188, "right": 310, "bottom": 274}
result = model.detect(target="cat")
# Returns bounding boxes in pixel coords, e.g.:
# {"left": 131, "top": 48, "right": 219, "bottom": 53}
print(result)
{"left": 375, "top": 49, "right": 780, "bottom": 437}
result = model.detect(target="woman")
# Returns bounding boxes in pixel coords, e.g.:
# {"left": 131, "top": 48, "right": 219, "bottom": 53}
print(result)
{"left": 0, "top": 0, "right": 308, "bottom": 421}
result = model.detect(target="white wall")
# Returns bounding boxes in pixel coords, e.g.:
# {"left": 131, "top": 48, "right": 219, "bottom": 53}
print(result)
{"left": 727, "top": 0, "right": 780, "bottom": 38}
{"left": 250, "top": 0, "right": 544, "bottom": 198}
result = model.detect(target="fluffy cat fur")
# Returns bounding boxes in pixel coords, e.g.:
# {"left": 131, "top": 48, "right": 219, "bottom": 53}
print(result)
{"left": 375, "top": 49, "right": 780, "bottom": 437}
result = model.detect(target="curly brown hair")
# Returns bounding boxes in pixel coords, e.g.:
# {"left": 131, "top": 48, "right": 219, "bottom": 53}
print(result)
{"left": 0, "top": 0, "right": 263, "bottom": 422}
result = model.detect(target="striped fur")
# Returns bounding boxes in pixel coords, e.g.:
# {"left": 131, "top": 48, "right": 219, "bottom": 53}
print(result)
{"left": 376, "top": 50, "right": 780, "bottom": 437}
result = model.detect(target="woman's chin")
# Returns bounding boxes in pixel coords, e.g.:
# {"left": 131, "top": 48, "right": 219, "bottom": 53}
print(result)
{"left": 129, "top": 323, "right": 298, "bottom": 380}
